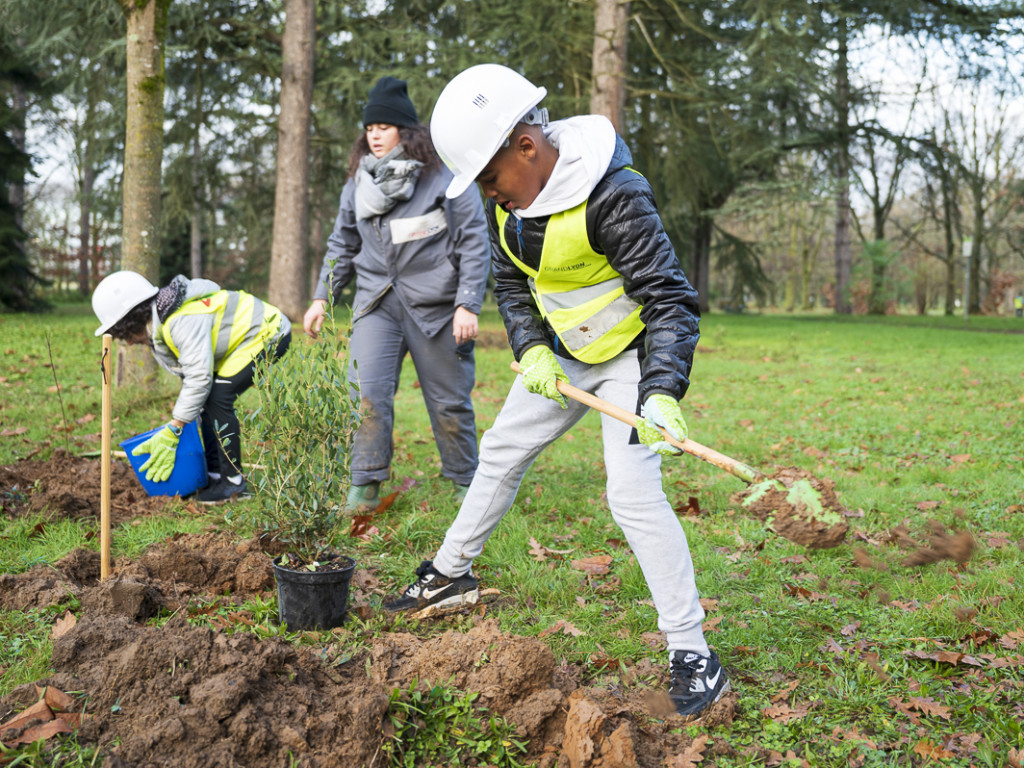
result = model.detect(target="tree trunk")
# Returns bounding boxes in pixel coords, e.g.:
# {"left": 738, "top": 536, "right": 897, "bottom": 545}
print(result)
{"left": 120, "top": 0, "right": 166, "bottom": 279}
{"left": 190, "top": 121, "right": 202, "bottom": 278}
{"left": 119, "top": 0, "right": 169, "bottom": 385}
{"left": 832, "top": 22, "right": 852, "bottom": 314}
{"left": 969, "top": 188, "right": 983, "bottom": 314}
{"left": 9, "top": 81, "right": 26, "bottom": 230}
{"left": 190, "top": 62, "right": 203, "bottom": 278}
{"left": 691, "top": 214, "right": 712, "bottom": 313}
{"left": 309, "top": 208, "right": 323, "bottom": 299}
{"left": 801, "top": 245, "right": 814, "bottom": 310}
{"left": 590, "top": 0, "right": 629, "bottom": 132}
{"left": 78, "top": 162, "right": 93, "bottom": 296}
{"left": 940, "top": 163, "right": 956, "bottom": 315}
{"left": 268, "top": 0, "right": 315, "bottom": 320}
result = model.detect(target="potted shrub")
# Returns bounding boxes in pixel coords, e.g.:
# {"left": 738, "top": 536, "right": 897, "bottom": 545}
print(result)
{"left": 239, "top": 303, "right": 361, "bottom": 631}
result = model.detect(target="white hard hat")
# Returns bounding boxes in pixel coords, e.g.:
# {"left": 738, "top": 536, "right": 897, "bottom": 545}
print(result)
{"left": 430, "top": 64, "right": 548, "bottom": 199}
{"left": 92, "top": 270, "right": 158, "bottom": 336}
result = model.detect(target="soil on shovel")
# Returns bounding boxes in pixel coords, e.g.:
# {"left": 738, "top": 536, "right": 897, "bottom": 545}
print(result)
{"left": 1, "top": 451, "right": 175, "bottom": 525}
{"left": 731, "top": 466, "right": 850, "bottom": 549}
{"left": 0, "top": 532, "right": 737, "bottom": 767}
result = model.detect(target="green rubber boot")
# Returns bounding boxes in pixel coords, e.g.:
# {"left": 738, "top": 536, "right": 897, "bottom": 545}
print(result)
{"left": 452, "top": 482, "right": 470, "bottom": 503}
{"left": 346, "top": 481, "right": 381, "bottom": 513}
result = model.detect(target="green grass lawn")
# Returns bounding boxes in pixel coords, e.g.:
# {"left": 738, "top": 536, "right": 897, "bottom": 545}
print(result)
{"left": 2, "top": 303, "right": 1023, "bottom": 766}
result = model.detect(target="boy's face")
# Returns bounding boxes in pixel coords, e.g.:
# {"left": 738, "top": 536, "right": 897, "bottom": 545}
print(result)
{"left": 475, "top": 131, "right": 546, "bottom": 213}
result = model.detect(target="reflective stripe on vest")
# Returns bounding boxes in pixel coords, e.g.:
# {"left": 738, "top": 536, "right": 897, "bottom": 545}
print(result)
{"left": 495, "top": 203, "right": 643, "bottom": 363}
{"left": 161, "top": 290, "right": 281, "bottom": 377}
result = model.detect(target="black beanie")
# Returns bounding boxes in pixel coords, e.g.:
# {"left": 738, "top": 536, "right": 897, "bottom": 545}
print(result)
{"left": 363, "top": 76, "right": 418, "bottom": 128}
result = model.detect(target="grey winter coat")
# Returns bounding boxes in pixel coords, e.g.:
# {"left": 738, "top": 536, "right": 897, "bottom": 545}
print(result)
{"left": 313, "top": 164, "right": 490, "bottom": 336}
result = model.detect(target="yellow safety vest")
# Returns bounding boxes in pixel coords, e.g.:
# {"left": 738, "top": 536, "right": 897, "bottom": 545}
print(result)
{"left": 161, "top": 290, "right": 282, "bottom": 377}
{"left": 495, "top": 202, "right": 644, "bottom": 364}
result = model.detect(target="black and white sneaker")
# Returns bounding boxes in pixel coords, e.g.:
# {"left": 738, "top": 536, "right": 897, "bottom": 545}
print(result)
{"left": 197, "top": 478, "right": 249, "bottom": 505}
{"left": 383, "top": 560, "right": 479, "bottom": 616}
{"left": 668, "top": 649, "right": 730, "bottom": 720}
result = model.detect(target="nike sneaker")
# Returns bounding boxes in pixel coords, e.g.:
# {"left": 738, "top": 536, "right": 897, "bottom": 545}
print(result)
{"left": 668, "top": 649, "right": 730, "bottom": 720}
{"left": 383, "top": 560, "right": 479, "bottom": 615}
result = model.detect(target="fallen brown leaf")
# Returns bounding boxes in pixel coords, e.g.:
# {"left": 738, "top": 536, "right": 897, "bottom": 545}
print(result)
{"left": 903, "top": 648, "right": 984, "bottom": 667}
{"left": 907, "top": 696, "right": 952, "bottom": 719}
{"left": 999, "top": 628, "right": 1024, "bottom": 650}
{"left": 761, "top": 701, "right": 812, "bottom": 723}
{"left": 37, "top": 686, "right": 75, "bottom": 713}
{"left": 0, "top": 699, "right": 52, "bottom": 732}
{"left": 3, "top": 719, "right": 73, "bottom": 747}
{"left": 913, "top": 740, "right": 955, "bottom": 759}
{"left": 702, "top": 615, "right": 724, "bottom": 632}
{"left": 538, "top": 619, "right": 583, "bottom": 638}
{"left": 51, "top": 611, "right": 76, "bottom": 640}
{"left": 571, "top": 554, "right": 612, "bottom": 575}
{"left": 770, "top": 679, "right": 799, "bottom": 703}
{"left": 840, "top": 621, "right": 861, "bottom": 637}
{"left": 667, "top": 733, "right": 710, "bottom": 768}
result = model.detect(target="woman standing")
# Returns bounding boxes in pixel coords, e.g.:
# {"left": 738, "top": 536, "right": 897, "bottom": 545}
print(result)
{"left": 304, "top": 76, "right": 490, "bottom": 511}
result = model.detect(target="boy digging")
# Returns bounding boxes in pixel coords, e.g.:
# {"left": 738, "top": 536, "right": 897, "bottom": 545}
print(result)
{"left": 384, "top": 64, "right": 728, "bottom": 721}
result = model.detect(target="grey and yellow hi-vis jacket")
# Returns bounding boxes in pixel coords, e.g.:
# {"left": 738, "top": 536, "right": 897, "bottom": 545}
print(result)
{"left": 149, "top": 276, "right": 291, "bottom": 423}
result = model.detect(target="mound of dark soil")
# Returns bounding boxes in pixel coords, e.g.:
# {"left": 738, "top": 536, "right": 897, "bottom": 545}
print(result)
{"left": 0, "top": 532, "right": 274, "bottom": 613}
{"left": 1, "top": 525, "right": 738, "bottom": 765}
{"left": 2, "top": 614, "right": 736, "bottom": 768}
{"left": 1, "top": 451, "right": 174, "bottom": 524}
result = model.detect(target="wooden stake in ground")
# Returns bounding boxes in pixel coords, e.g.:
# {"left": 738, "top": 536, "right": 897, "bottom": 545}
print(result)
{"left": 100, "top": 334, "right": 113, "bottom": 580}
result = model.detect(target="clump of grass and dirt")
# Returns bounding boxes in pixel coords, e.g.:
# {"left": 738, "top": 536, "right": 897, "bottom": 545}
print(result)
{"left": 2, "top": 307, "right": 1023, "bottom": 767}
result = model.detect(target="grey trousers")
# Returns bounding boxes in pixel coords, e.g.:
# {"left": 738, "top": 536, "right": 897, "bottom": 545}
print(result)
{"left": 432, "top": 350, "right": 709, "bottom": 655}
{"left": 348, "top": 290, "right": 478, "bottom": 486}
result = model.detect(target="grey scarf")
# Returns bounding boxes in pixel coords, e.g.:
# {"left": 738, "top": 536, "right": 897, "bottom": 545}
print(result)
{"left": 354, "top": 145, "right": 423, "bottom": 221}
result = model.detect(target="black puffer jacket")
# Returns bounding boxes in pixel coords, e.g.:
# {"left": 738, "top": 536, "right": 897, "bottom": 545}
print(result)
{"left": 486, "top": 135, "right": 701, "bottom": 402}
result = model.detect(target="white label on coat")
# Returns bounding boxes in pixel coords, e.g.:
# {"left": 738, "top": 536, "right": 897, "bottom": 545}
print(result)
{"left": 389, "top": 208, "right": 447, "bottom": 244}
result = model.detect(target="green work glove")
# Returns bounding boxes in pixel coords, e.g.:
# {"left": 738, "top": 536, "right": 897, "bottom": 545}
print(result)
{"left": 132, "top": 425, "right": 180, "bottom": 482}
{"left": 637, "top": 394, "right": 687, "bottom": 456}
{"left": 519, "top": 345, "right": 568, "bottom": 408}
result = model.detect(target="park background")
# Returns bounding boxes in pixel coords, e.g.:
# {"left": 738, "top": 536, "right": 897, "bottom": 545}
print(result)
{"left": 2, "top": 1, "right": 1024, "bottom": 766}
{"left": 2, "top": 0, "right": 1024, "bottom": 320}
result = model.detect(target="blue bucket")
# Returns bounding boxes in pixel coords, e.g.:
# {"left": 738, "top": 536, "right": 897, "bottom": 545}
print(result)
{"left": 119, "top": 421, "right": 208, "bottom": 497}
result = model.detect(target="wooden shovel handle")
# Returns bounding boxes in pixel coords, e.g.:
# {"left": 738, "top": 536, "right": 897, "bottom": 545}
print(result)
{"left": 510, "top": 361, "right": 764, "bottom": 484}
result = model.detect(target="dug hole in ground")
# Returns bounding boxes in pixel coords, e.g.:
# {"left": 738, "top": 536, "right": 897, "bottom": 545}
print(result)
{"left": 0, "top": 452, "right": 738, "bottom": 767}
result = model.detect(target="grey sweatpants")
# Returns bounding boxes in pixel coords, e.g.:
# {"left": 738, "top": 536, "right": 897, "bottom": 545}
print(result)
{"left": 348, "top": 289, "right": 478, "bottom": 486}
{"left": 432, "top": 350, "right": 709, "bottom": 655}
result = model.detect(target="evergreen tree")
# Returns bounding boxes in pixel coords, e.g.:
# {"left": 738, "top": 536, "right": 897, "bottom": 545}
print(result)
{"left": 0, "top": 37, "right": 49, "bottom": 310}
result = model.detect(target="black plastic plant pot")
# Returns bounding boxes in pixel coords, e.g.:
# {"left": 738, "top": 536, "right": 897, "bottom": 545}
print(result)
{"left": 273, "top": 554, "right": 356, "bottom": 631}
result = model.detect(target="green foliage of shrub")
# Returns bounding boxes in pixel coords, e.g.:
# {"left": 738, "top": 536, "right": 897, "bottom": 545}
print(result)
{"left": 235, "top": 306, "right": 360, "bottom": 563}
{"left": 382, "top": 680, "right": 528, "bottom": 768}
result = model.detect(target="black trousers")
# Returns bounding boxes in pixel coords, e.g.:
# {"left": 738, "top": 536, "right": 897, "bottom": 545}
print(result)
{"left": 200, "top": 332, "right": 291, "bottom": 476}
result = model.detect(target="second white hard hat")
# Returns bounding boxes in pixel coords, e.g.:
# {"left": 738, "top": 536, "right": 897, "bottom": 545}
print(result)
{"left": 92, "top": 270, "right": 158, "bottom": 336}
{"left": 430, "top": 64, "right": 547, "bottom": 199}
